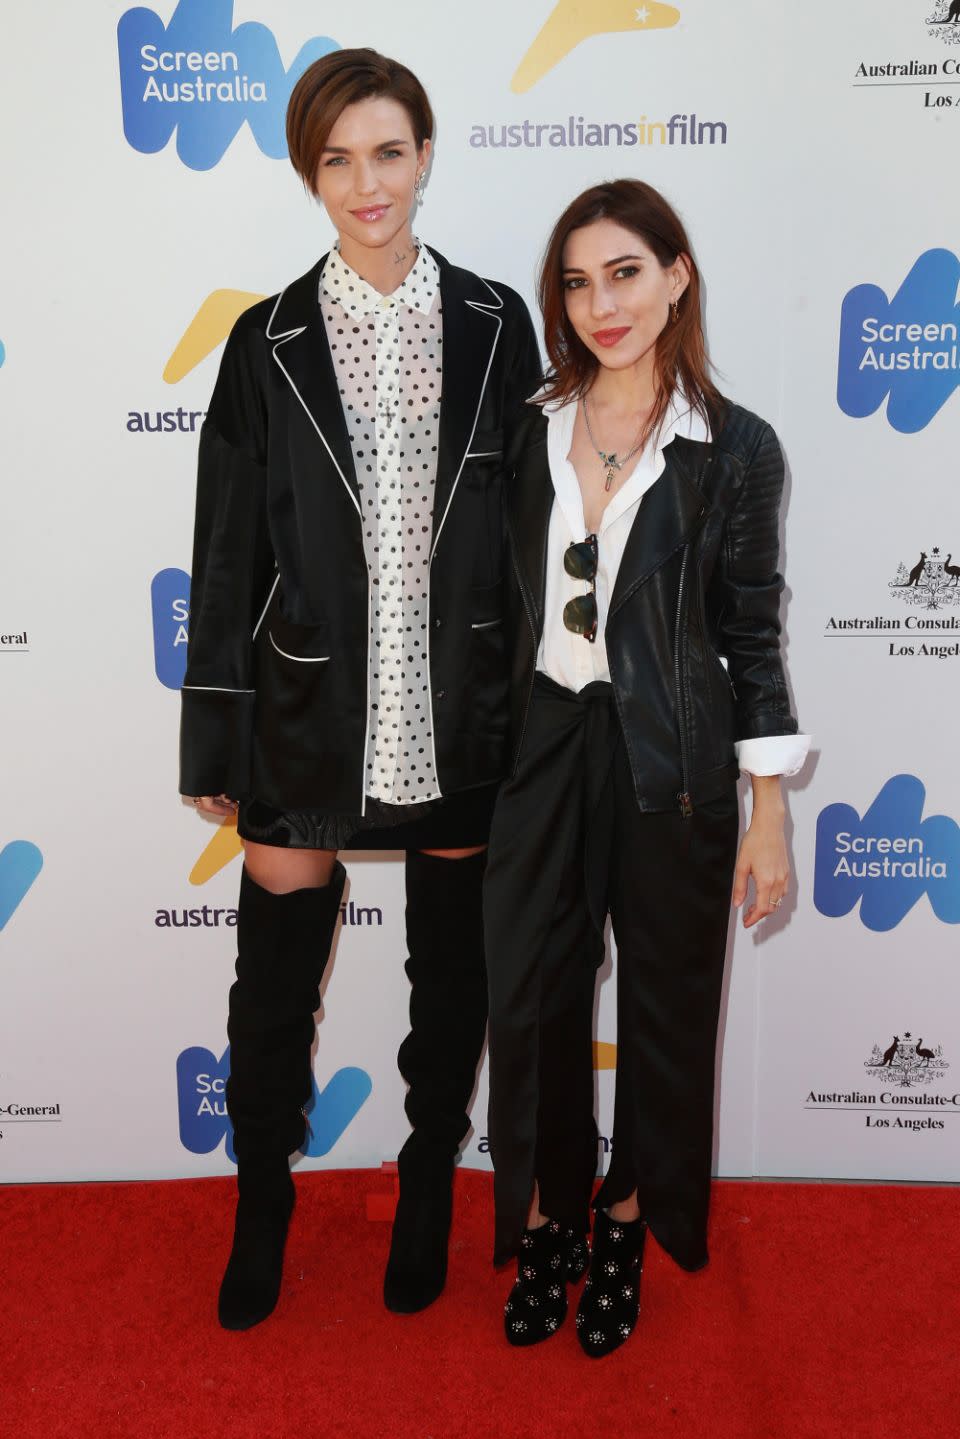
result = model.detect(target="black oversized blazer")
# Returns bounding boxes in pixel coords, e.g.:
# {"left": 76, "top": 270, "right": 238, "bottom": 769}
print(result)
{"left": 503, "top": 399, "right": 800, "bottom": 816}
{"left": 179, "top": 248, "right": 541, "bottom": 811}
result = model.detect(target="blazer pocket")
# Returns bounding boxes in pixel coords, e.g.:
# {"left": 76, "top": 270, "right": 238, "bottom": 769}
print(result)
{"left": 470, "top": 579, "right": 504, "bottom": 630}
{"left": 268, "top": 614, "right": 331, "bottom": 663}
{"left": 466, "top": 427, "right": 504, "bottom": 459}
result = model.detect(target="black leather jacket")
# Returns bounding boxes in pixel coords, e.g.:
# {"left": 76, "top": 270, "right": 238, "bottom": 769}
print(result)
{"left": 503, "top": 399, "right": 799, "bottom": 815}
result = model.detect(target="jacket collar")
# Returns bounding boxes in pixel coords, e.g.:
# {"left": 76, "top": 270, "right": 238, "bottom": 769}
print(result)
{"left": 266, "top": 258, "right": 359, "bottom": 513}
{"left": 507, "top": 402, "right": 713, "bottom": 632}
{"left": 266, "top": 248, "right": 504, "bottom": 546}
{"left": 608, "top": 434, "right": 711, "bottom": 615}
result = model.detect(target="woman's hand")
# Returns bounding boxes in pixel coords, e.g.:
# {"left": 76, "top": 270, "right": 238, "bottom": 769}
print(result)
{"left": 192, "top": 794, "right": 238, "bottom": 818}
{"left": 732, "top": 775, "right": 789, "bottom": 929}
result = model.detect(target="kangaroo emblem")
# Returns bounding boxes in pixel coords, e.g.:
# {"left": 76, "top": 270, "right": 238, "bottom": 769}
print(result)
{"left": 897, "top": 553, "right": 927, "bottom": 588}
{"left": 871, "top": 1036, "right": 900, "bottom": 1067}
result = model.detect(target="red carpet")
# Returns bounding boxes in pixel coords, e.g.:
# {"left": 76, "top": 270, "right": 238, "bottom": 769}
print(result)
{"left": 3, "top": 1169, "right": 956, "bottom": 1438}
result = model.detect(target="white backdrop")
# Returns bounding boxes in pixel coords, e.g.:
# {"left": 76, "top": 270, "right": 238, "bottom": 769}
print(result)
{"left": 1, "top": 0, "right": 958, "bottom": 1187}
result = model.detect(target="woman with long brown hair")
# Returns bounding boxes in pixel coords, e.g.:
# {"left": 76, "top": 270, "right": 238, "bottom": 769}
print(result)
{"left": 484, "top": 180, "right": 809, "bottom": 1356}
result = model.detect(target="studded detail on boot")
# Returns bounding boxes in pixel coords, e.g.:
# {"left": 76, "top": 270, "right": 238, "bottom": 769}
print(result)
{"left": 504, "top": 1222, "right": 588, "bottom": 1347}
{"left": 575, "top": 1211, "right": 647, "bottom": 1358}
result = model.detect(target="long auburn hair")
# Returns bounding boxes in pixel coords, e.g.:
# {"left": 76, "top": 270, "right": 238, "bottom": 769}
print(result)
{"left": 537, "top": 180, "right": 725, "bottom": 445}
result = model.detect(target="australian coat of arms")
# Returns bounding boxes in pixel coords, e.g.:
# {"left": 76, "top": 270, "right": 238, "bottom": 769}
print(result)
{"left": 865, "top": 1032, "right": 949, "bottom": 1088}
{"left": 928, "top": 1, "right": 960, "bottom": 45}
{"left": 889, "top": 548, "right": 960, "bottom": 611}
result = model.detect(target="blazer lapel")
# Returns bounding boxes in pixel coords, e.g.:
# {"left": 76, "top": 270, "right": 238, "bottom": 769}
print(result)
{"left": 266, "top": 257, "right": 361, "bottom": 515}
{"left": 430, "top": 248, "right": 504, "bottom": 555}
{"left": 609, "top": 435, "right": 712, "bottom": 614}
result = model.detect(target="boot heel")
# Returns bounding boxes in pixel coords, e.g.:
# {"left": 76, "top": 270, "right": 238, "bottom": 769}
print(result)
{"left": 383, "top": 1143, "right": 454, "bottom": 1314}
{"left": 218, "top": 1159, "right": 295, "bottom": 1331}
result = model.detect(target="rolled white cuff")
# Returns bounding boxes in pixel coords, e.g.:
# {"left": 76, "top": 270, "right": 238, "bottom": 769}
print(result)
{"left": 735, "top": 733, "right": 812, "bottom": 778}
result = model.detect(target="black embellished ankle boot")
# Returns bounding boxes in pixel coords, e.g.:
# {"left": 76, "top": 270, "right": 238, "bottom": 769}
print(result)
{"left": 575, "top": 1211, "right": 647, "bottom": 1358}
{"left": 218, "top": 862, "right": 346, "bottom": 1331}
{"left": 384, "top": 850, "right": 489, "bottom": 1314}
{"left": 504, "top": 1222, "right": 589, "bottom": 1347}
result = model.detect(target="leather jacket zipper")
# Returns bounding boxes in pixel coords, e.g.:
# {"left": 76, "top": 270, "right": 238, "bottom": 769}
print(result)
{"left": 674, "top": 546, "right": 693, "bottom": 818}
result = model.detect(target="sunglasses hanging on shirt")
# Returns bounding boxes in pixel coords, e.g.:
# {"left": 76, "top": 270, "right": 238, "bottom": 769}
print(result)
{"left": 563, "top": 533, "right": 599, "bottom": 643}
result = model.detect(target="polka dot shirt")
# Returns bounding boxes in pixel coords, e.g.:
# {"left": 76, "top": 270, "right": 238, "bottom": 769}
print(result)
{"left": 320, "top": 242, "right": 443, "bottom": 805}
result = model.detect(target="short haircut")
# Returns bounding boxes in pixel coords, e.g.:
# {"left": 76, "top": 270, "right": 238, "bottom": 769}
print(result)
{"left": 286, "top": 48, "right": 434, "bottom": 194}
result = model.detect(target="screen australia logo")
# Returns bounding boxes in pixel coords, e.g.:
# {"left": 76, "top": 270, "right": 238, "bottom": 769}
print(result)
{"left": 0, "top": 841, "right": 43, "bottom": 932}
{"left": 152, "top": 568, "right": 190, "bottom": 689}
{"left": 117, "top": 0, "right": 338, "bottom": 170}
{"left": 177, "top": 1045, "right": 372, "bottom": 1163}
{"left": 815, "top": 774, "right": 960, "bottom": 931}
{"left": 837, "top": 250, "right": 960, "bottom": 433}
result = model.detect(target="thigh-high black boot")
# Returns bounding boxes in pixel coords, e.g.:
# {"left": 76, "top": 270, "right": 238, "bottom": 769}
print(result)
{"left": 384, "top": 848, "right": 488, "bottom": 1313}
{"left": 219, "top": 861, "right": 346, "bottom": 1331}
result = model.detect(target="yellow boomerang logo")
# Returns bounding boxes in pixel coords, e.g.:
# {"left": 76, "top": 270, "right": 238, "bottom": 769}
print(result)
{"left": 163, "top": 289, "right": 266, "bottom": 384}
{"left": 512, "top": 0, "right": 680, "bottom": 93}
{"left": 190, "top": 816, "right": 244, "bottom": 886}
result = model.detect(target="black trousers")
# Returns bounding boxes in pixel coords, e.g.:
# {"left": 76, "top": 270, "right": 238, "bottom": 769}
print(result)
{"left": 485, "top": 675, "right": 739, "bottom": 1268}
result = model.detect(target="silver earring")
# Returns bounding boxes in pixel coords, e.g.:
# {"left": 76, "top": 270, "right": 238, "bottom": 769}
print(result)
{"left": 414, "top": 171, "right": 426, "bottom": 205}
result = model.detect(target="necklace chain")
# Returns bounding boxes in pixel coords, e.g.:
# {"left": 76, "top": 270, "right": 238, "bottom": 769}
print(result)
{"left": 582, "top": 396, "right": 649, "bottom": 492}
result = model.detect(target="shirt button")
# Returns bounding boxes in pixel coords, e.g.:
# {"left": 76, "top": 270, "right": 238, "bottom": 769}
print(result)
{"left": 433, "top": 617, "right": 443, "bottom": 629}
{"left": 435, "top": 689, "right": 446, "bottom": 701}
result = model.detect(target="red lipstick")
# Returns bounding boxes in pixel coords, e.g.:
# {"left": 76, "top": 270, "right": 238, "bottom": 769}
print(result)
{"left": 592, "top": 327, "right": 631, "bottom": 348}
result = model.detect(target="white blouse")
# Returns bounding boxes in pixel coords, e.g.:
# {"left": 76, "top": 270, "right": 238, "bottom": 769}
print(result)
{"left": 320, "top": 243, "right": 443, "bottom": 805}
{"left": 537, "top": 392, "right": 810, "bottom": 778}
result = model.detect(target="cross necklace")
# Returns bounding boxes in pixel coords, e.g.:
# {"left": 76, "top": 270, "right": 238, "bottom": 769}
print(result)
{"left": 582, "top": 395, "right": 649, "bottom": 491}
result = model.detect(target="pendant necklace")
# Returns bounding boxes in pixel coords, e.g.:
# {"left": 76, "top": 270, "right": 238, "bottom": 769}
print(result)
{"left": 582, "top": 395, "right": 649, "bottom": 491}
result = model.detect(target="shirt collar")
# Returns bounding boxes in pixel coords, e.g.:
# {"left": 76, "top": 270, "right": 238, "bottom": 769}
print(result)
{"left": 537, "top": 385, "right": 709, "bottom": 441}
{"left": 544, "top": 388, "right": 710, "bottom": 540}
{"left": 320, "top": 239, "right": 439, "bottom": 319}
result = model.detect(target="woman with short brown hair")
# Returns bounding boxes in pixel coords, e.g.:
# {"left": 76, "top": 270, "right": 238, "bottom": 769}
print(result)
{"left": 181, "top": 47, "right": 539, "bottom": 1330}
{"left": 484, "top": 180, "right": 809, "bottom": 1356}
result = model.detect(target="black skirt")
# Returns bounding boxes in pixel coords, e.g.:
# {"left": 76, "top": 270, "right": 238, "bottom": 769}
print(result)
{"left": 237, "top": 782, "right": 499, "bottom": 851}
